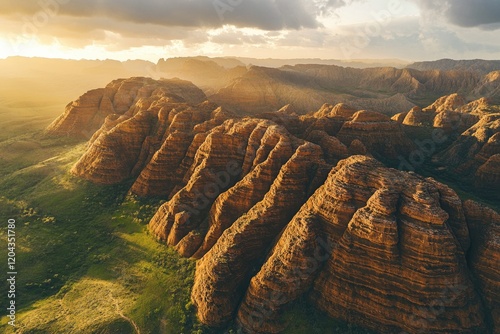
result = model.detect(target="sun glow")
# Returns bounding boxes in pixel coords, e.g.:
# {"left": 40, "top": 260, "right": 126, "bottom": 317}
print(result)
{"left": 0, "top": 38, "right": 11, "bottom": 58}
{"left": 0, "top": 35, "right": 161, "bottom": 61}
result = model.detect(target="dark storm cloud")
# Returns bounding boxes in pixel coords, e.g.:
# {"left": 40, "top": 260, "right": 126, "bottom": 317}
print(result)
{"left": 0, "top": 0, "right": 349, "bottom": 31}
{"left": 446, "top": 0, "right": 500, "bottom": 28}
{"left": 417, "top": 0, "right": 500, "bottom": 29}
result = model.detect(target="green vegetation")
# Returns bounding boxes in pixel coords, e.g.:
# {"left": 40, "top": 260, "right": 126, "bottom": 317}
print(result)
{"left": 0, "top": 132, "right": 213, "bottom": 333}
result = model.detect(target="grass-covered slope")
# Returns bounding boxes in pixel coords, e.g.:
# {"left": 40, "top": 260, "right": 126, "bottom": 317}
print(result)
{"left": 0, "top": 134, "right": 208, "bottom": 333}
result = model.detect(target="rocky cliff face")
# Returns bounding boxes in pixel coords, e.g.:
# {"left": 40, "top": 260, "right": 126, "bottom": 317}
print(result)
{"left": 47, "top": 78, "right": 500, "bottom": 333}
{"left": 473, "top": 71, "right": 500, "bottom": 104}
{"left": 309, "top": 157, "right": 487, "bottom": 333}
{"left": 390, "top": 95, "right": 500, "bottom": 198}
{"left": 64, "top": 79, "right": 416, "bottom": 187}
{"left": 392, "top": 94, "right": 483, "bottom": 132}
{"left": 335, "top": 110, "right": 416, "bottom": 162}
{"left": 463, "top": 200, "right": 500, "bottom": 331}
{"left": 46, "top": 77, "right": 207, "bottom": 139}
{"left": 433, "top": 113, "right": 500, "bottom": 199}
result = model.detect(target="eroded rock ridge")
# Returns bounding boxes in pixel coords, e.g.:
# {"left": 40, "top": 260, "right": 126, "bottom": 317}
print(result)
{"left": 48, "top": 78, "right": 500, "bottom": 333}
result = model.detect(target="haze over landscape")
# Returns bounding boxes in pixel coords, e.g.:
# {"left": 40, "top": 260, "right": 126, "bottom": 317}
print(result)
{"left": 1, "top": 1, "right": 500, "bottom": 334}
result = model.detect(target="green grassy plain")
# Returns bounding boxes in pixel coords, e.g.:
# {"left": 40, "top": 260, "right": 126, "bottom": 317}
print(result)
{"left": 0, "top": 131, "right": 211, "bottom": 333}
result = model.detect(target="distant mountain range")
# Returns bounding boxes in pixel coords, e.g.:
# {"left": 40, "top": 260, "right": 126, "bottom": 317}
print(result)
{"left": 0, "top": 56, "right": 157, "bottom": 107}
{"left": 3, "top": 56, "right": 500, "bottom": 118}
{"left": 158, "top": 56, "right": 410, "bottom": 69}
{"left": 156, "top": 57, "right": 500, "bottom": 115}
{"left": 407, "top": 58, "right": 500, "bottom": 75}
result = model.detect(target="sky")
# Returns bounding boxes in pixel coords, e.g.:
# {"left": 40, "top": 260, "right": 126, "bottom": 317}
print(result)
{"left": 1, "top": 0, "right": 500, "bottom": 62}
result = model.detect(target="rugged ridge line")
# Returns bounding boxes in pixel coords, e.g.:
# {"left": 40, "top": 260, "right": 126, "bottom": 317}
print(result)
{"left": 47, "top": 78, "right": 500, "bottom": 333}
{"left": 309, "top": 157, "right": 485, "bottom": 333}
{"left": 46, "top": 77, "right": 207, "bottom": 139}
{"left": 209, "top": 64, "right": 500, "bottom": 115}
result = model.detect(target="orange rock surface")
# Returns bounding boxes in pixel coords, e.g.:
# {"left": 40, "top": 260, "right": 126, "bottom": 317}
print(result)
{"left": 47, "top": 78, "right": 500, "bottom": 333}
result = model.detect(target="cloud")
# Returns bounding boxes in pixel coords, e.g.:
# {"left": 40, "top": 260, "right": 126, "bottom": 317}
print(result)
{"left": 275, "top": 29, "right": 331, "bottom": 48}
{"left": 0, "top": 0, "right": 352, "bottom": 31}
{"left": 208, "top": 27, "right": 271, "bottom": 46}
{"left": 416, "top": 0, "right": 500, "bottom": 29}
{"left": 0, "top": 0, "right": 359, "bottom": 55}
{"left": 0, "top": 13, "right": 209, "bottom": 50}
{"left": 2, "top": 0, "right": 500, "bottom": 61}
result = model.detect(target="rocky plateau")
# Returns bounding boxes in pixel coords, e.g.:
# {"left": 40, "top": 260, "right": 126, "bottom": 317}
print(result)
{"left": 47, "top": 77, "right": 500, "bottom": 333}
